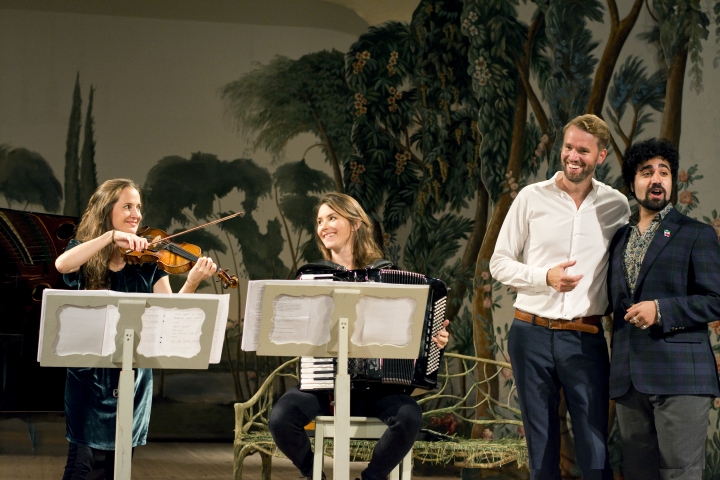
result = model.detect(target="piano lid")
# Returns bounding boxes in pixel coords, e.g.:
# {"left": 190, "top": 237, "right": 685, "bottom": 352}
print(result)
{"left": 0, "top": 208, "right": 77, "bottom": 270}
{"left": 0, "top": 208, "right": 78, "bottom": 411}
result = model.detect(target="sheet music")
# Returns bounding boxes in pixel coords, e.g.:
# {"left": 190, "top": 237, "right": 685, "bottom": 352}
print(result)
{"left": 269, "top": 294, "right": 311, "bottom": 342}
{"left": 242, "top": 280, "right": 338, "bottom": 351}
{"left": 102, "top": 306, "right": 121, "bottom": 355}
{"left": 137, "top": 306, "right": 205, "bottom": 358}
{"left": 54, "top": 305, "right": 121, "bottom": 356}
{"left": 209, "top": 294, "right": 230, "bottom": 363}
{"left": 352, "top": 296, "right": 416, "bottom": 346}
{"left": 241, "top": 280, "right": 264, "bottom": 351}
{"left": 269, "top": 295, "right": 333, "bottom": 345}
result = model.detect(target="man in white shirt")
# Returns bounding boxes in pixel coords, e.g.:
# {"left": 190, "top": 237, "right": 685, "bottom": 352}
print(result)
{"left": 490, "top": 114, "right": 630, "bottom": 480}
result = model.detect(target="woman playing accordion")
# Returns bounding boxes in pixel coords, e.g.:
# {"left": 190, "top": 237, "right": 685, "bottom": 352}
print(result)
{"left": 267, "top": 192, "right": 449, "bottom": 480}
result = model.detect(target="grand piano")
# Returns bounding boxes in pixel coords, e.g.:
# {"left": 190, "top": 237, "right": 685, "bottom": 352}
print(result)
{"left": 0, "top": 208, "right": 78, "bottom": 411}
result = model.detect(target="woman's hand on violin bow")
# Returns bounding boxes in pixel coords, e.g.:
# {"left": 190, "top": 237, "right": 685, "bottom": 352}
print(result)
{"left": 112, "top": 230, "right": 149, "bottom": 252}
{"left": 180, "top": 256, "right": 218, "bottom": 293}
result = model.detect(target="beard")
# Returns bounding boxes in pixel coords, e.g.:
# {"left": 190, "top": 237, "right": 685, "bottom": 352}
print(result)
{"left": 636, "top": 185, "right": 670, "bottom": 212}
{"left": 561, "top": 157, "right": 598, "bottom": 184}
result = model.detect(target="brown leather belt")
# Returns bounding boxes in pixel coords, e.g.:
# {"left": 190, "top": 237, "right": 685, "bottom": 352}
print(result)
{"left": 514, "top": 309, "right": 602, "bottom": 334}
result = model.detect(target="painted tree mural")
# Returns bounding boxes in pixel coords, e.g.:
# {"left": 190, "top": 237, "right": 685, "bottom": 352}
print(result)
{"left": 63, "top": 74, "right": 99, "bottom": 216}
{"left": 217, "top": 0, "right": 720, "bottom": 461}
{"left": 63, "top": 73, "right": 82, "bottom": 216}
{"left": 141, "top": 152, "right": 333, "bottom": 400}
{"left": 219, "top": 50, "right": 354, "bottom": 193}
{"left": 142, "top": 152, "right": 277, "bottom": 282}
{"left": 343, "top": 2, "right": 491, "bottom": 432}
{"left": 0, "top": 146, "right": 62, "bottom": 212}
{"left": 79, "top": 85, "right": 98, "bottom": 210}
{"left": 460, "top": 0, "right": 716, "bottom": 472}
{"left": 272, "top": 159, "right": 334, "bottom": 272}
{"left": 4, "top": 0, "right": 720, "bottom": 471}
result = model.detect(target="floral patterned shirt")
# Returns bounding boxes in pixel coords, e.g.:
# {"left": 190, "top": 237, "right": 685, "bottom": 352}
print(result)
{"left": 623, "top": 203, "right": 673, "bottom": 294}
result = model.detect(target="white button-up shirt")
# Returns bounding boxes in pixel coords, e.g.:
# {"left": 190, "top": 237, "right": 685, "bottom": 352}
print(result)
{"left": 490, "top": 172, "right": 630, "bottom": 319}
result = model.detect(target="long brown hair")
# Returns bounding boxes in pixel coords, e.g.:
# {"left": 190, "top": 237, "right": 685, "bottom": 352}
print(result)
{"left": 74, "top": 178, "right": 141, "bottom": 290}
{"left": 314, "top": 193, "right": 383, "bottom": 269}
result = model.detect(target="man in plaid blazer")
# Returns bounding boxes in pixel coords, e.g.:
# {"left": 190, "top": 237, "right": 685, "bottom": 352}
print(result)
{"left": 608, "top": 138, "right": 720, "bottom": 479}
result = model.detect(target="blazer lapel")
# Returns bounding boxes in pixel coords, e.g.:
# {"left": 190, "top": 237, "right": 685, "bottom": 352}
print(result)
{"left": 633, "top": 209, "right": 681, "bottom": 295}
{"left": 613, "top": 225, "right": 632, "bottom": 297}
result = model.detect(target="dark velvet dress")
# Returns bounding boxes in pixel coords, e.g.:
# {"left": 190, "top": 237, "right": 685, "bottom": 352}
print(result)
{"left": 62, "top": 239, "right": 168, "bottom": 450}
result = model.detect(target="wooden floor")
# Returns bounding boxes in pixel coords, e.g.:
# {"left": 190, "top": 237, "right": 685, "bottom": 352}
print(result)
{"left": 0, "top": 441, "right": 475, "bottom": 480}
{"left": 0, "top": 414, "right": 471, "bottom": 479}
{"left": 1, "top": 441, "right": 300, "bottom": 480}
{"left": 1, "top": 442, "right": 230, "bottom": 480}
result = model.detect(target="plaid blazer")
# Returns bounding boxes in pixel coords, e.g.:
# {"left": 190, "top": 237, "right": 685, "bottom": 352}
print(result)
{"left": 608, "top": 207, "right": 720, "bottom": 398}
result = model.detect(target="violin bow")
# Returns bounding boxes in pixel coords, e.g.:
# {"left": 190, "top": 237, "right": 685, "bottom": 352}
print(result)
{"left": 146, "top": 211, "right": 245, "bottom": 246}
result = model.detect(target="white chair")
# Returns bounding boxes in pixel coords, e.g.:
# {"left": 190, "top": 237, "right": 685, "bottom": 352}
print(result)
{"left": 313, "top": 415, "right": 413, "bottom": 480}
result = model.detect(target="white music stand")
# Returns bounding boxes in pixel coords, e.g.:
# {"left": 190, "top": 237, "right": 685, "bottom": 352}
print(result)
{"left": 38, "top": 289, "right": 228, "bottom": 480}
{"left": 256, "top": 282, "right": 428, "bottom": 480}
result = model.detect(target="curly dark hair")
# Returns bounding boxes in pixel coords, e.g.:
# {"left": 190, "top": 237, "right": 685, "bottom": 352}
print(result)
{"left": 621, "top": 138, "right": 679, "bottom": 198}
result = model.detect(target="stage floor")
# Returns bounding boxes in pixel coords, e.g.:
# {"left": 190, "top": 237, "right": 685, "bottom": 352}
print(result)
{"left": 1, "top": 441, "right": 231, "bottom": 480}
{"left": 0, "top": 442, "right": 472, "bottom": 479}
{"left": 0, "top": 414, "right": 530, "bottom": 479}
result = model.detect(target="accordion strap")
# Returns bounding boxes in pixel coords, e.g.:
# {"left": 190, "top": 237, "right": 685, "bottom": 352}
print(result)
{"left": 366, "top": 258, "right": 394, "bottom": 269}
{"left": 295, "top": 258, "right": 396, "bottom": 278}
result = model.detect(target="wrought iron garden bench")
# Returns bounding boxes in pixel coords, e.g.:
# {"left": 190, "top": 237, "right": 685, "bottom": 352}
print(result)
{"left": 232, "top": 353, "right": 527, "bottom": 479}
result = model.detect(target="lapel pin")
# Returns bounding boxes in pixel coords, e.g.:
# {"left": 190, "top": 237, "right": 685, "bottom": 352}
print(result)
{"left": 664, "top": 229, "right": 670, "bottom": 237}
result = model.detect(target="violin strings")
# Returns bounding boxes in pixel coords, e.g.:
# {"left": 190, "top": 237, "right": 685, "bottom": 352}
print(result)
{"left": 165, "top": 242, "right": 199, "bottom": 262}
{"left": 143, "top": 238, "right": 236, "bottom": 287}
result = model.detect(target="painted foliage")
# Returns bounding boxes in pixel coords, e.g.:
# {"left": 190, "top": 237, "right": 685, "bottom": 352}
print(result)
{"left": 220, "top": 0, "right": 720, "bottom": 474}
{"left": 4, "top": 0, "right": 720, "bottom": 474}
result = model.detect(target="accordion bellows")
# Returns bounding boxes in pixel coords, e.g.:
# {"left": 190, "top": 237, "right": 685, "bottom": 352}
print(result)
{"left": 296, "top": 260, "right": 448, "bottom": 391}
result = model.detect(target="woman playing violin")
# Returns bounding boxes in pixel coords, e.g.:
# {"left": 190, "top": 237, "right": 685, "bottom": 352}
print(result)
{"left": 55, "top": 178, "right": 217, "bottom": 480}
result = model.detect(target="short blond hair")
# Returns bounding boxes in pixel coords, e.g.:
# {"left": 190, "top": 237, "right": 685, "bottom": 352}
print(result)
{"left": 563, "top": 114, "right": 610, "bottom": 150}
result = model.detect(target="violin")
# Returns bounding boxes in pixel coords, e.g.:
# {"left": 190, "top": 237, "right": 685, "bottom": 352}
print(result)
{"left": 120, "top": 213, "right": 243, "bottom": 289}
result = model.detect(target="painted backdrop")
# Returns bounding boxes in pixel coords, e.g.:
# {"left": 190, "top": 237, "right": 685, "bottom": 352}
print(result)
{"left": 2, "top": 0, "right": 720, "bottom": 476}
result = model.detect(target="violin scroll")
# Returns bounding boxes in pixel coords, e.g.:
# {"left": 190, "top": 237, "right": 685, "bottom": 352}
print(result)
{"left": 216, "top": 269, "right": 239, "bottom": 289}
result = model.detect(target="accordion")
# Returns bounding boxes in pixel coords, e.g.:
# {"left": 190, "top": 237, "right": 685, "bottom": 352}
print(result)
{"left": 296, "top": 260, "right": 448, "bottom": 391}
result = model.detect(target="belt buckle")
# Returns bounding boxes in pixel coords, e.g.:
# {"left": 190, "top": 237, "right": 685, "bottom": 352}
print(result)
{"left": 547, "top": 318, "right": 554, "bottom": 329}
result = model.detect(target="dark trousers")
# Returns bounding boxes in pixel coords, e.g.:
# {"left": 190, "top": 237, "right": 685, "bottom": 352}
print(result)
{"left": 507, "top": 318, "right": 612, "bottom": 480}
{"left": 268, "top": 386, "right": 422, "bottom": 480}
{"left": 615, "top": 384, "right": 711, "bottom": 480}
{"left": 62, "top": 442, "right": 134, "bottom": 480}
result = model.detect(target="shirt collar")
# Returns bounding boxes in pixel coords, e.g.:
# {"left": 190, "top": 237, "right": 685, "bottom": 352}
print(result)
{"left": 629, "top": 202, "right": 673, "bottom": 226}
{"left": 545, "top": 171, "right": 600, "bottom": 202}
